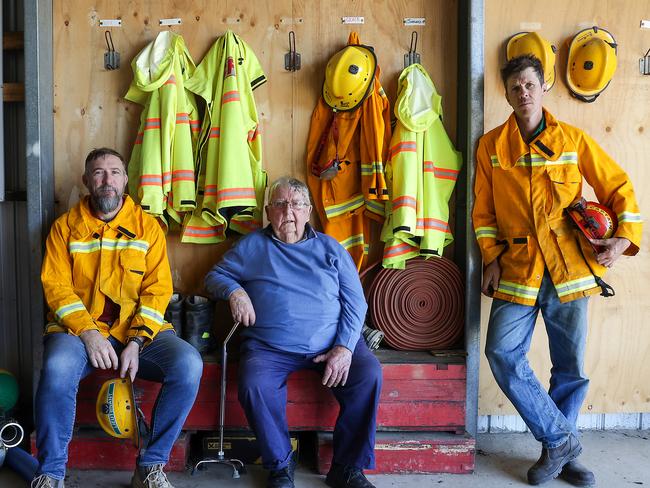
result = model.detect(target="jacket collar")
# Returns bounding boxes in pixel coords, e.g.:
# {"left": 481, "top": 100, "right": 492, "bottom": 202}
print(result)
{"left": 68, "top": 195, "right": 141, "bottom": 240}
{"left": 495, "top": 108, "right": 567, "bottom": 167}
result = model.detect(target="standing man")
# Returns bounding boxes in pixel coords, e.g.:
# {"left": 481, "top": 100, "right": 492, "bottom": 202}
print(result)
{"left": 473, "top": 55, "right": 642, "bottom": 486}
{"left": 33, "top": 148, "right": 203, "bottom": 488}
{"left": 205, "top": 177, "right": 382, "bottom": 488}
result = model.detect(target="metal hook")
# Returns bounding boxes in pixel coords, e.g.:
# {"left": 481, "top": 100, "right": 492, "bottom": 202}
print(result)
{"left": 104, "top": 30, "right": 120, "bottom": 70}
{"left": 640, "top": 47, "right": 650, "bottom": 75}
{"left": 105, "top": 30, "right": 115, "bottom": 52}
{"left": 404, "top": 31, "right": 421, "bottom": 68}
{"left": 285, "top": 31, "right": 301, "bottom": 71}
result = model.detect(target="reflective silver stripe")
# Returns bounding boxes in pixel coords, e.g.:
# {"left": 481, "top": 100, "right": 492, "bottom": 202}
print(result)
{"left": 55, "top": 301, "right": 86, "bottom": 320}
{"left": 617, "top": 211, "right": 642, "bottom": 223}
{"left": 138, "top": 305, "right": 164, "bottom": 325}
{"left": 340, "top": 234, "right": 364, "bottom": 250}
{"left": 555, "top": 276, "right": 598, "bottom": 297}
{"left": 497, "top": 280, "right": 539, "bottom": 299}
{"left": 69, "top": 240, "right": 101, "bottom": 253}
{"left": 475, "top": 226, "right": 497, "bottom": 239}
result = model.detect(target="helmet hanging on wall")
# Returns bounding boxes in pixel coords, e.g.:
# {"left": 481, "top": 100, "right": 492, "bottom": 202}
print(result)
{"left": 506, "top": 31, "right": 557, "bottom": 90}
{"left": 566, "top": 26, "right": 617, "bottom": 103}
{"left": 323, "top": 45, "right": 376, "bottom": 112}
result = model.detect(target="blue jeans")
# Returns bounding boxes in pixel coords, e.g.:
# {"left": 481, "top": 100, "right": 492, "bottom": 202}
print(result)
{"left": 485, "top": 273, "right": 589, "bottom": 449}
{"left": 238, "top": 338, "right": 382, "bottom": 471}
{"left": 34, "top": 331, "right": 203, "bottom": 480}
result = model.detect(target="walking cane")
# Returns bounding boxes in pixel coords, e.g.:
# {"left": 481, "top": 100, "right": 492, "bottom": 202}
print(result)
{"left": 192, "top": 322, "right": 244, "bottom": 478}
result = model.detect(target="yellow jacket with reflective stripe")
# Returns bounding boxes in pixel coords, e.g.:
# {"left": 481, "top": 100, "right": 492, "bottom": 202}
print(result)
{"left": 473, "top": 109, "right": 642, "bottom": 305}
{"left": 306, "top": 32, "right": 390, "bottom": 268}
{"left": 381, "top": 64, "right": 462, "bottom": 269}
{"left": 41, "top": 195, "right": 173, "bottom": 343}
{"left": 125, "top": 31, "right": 200, "bottom": 226}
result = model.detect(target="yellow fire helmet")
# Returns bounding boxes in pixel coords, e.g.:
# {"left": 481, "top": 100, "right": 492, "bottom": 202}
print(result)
{"left": 96, "top": 377, "right": 142, "bottom": 449}
{"left": 566, "top": 26, "right": 617, "bottom": 103}
{"left": 323, "top": 44, "right": 377, "bottom": 112}
{"left": 506, "top": 31, "right": 557, "bottom": 90}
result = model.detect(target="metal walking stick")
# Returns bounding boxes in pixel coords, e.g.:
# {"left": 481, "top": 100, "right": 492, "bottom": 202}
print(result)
{"left": 192, "top": 322, "right": 244, "bottom": 478}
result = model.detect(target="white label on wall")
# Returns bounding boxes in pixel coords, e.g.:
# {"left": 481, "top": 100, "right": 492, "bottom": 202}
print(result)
{"left": 99, "top": 19, "right": 122, "bottom": 27}
{"left": 641, "top": 20, "right": 650, "bottom": 29}
{"left": 342, "top": 16, "right": 364, "bottom": 24}
{"left": 519, "top": 22, "right": 542, "bottom": 30}
{"left": 404, "top": 17, "right": 425, "bottom": 26}
{"left": 159, "top": 18, "right": 181, "bottom": 26}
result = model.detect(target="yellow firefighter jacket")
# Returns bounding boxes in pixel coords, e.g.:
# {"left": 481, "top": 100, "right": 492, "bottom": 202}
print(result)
{"left": 306, "top": 32, "right": 390, "bottom": 269}
{"left": 125, "top": 31, "right": 200, "bottom": 226}
{"left": 381, "top": 63, "right": 462, "bottom": 269}
{"left": 41, "top": 195, "right": 173, "bottom": 343}
{"left": 473, "top": 108, "right": 642, "bottom": 305}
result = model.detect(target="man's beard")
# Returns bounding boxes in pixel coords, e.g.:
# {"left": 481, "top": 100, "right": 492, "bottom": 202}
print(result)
{"left": 90, "top": 185, "right": 122, "bottom": 215}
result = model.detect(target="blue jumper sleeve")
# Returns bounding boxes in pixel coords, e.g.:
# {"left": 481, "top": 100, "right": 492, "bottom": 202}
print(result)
{"left": 334, "top": 247, "right": 368, "bottom": 351}
{"left": 204, "top": 240, "right": 247, "bottom": 300}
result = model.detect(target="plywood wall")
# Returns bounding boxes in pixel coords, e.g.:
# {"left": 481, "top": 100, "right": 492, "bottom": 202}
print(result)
{"left": 52, "top": 0, "right": 458, "bottom": 293}
{"left": 480, "top": 1, "right": 650, "bottom": 414}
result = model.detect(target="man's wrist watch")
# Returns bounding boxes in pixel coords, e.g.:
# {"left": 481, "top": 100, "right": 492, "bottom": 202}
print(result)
{"left": 127, "top": 336, "right": 145, "bottom": 352}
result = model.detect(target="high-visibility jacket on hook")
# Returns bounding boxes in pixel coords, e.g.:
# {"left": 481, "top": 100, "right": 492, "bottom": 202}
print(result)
{"left": 473, "top": 108, "right": 642, "bottom": 305}
{"left": 181, "top": 30, "right": 267, "bottom": 244}
{"left": 125, "top": 31, "right": 200, "bottom": 227}
{"left": 306, "top": 32, "right": 391, "bottom": 269}
{"left": 381, "top": 63, "right": 462, "bottom": 269}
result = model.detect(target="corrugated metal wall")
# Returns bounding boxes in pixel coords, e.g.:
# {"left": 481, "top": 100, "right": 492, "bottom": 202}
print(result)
{"left": 1, "top": 0, "right": 33, "bottom": 427}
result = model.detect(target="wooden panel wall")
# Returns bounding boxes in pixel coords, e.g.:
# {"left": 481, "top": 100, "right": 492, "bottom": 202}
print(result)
{"left": 52, "top": 0, "right": 458, "bottom": 293}
{"left": 480, "top": 1, "right": 650, "bottom": 414}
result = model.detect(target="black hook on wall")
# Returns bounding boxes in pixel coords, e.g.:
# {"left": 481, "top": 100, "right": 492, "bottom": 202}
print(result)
{"left": 104, "top": 30, "right": 120, "bottom": 70}
{"left": 404, "top": 31, "right": 421, "bottom": 68}
{"left": 285, "top": 31, "right": 301, "bottom": 71}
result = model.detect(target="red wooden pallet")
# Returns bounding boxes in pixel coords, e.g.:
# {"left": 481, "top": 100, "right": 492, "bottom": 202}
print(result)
{"left": 316, "top": 431, "right": 475, "bottom": 474}
{"left": 74, "top": 351, "right": 466, "bottom": 432}
{"left": 30, "top": 430, "right": 190, "bottom": 472}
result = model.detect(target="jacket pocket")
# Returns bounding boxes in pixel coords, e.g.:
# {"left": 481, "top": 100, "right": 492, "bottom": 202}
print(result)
{"left": 119, "top": 250, "right": 146, "bottom": 300}
{"left": 545, "top": 165, "right": 582, "bottom": 215}
{"left": 498, "top": 235, "right": 534, "bottom": 281}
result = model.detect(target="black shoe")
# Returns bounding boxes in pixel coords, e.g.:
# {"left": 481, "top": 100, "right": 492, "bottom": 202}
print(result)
{"left": 266, "top": 452, "right": 297, "bottom": 488}
{"left": 559, "top": 460, "right": 596, "bottom": 487}
{"left": 326, "top": 463, "right": 375, "bottom": 488}
{"left": 527, "top": 434, "right": 582, "bottom": 485}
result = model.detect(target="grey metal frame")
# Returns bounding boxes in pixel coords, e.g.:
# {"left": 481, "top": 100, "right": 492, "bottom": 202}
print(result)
{"left": 1, "top": 5, "right": 5, "bottom": 202}
{"left": 457, "top": 0, "right": 484, "bottom": 438}
{"left": 24, "top": 0, "right": 55, "bottom": 388}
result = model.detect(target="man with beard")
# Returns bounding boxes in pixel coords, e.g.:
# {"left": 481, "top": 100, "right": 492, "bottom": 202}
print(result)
{"left": 32, "top": 148, "right": 203, "bottom": 488}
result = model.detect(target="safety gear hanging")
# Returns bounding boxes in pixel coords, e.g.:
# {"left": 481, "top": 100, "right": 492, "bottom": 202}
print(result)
{"left": 506, "top": 31, "right": 557, "bottom": 90}
{"left": 96, "top": 378, "right": 148, "bottom": 450}
{"left": 323, "top": 45, "right": 377, "bottom": 112}
{"left": 566, "top": 26, "right": 617, "bottom": 103}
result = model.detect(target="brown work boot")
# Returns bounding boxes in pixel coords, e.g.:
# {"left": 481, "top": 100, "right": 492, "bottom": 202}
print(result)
{"left": 559, "top": 460, "right": 596, "bottom": 486}
{"left": 527, "top": 434, "right": 582, "bottom": 485}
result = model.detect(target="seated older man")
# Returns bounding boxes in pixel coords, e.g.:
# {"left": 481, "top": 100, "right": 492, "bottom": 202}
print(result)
{"left": 205, "top": 177, "right": 382, "bottom": 488}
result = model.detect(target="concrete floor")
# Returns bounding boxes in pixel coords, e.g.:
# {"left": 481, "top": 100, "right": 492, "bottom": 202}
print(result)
{"left": 1, "top": 430, "right": 648, "bottom": 487}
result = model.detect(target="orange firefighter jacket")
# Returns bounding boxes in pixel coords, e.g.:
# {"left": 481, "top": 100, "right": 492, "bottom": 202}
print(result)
{"left": 41, "top": 196, "right": 174, "bottom": 343}
{"left": 473, "top": 109, "right": 642, "bottom": 305}
{"left": 306, "top": 32, "right": 390, "bottom": 269}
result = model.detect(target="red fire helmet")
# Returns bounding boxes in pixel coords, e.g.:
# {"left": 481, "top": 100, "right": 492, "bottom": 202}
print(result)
{"left": 566, "top": 197, "right": 618, "bottom": 242}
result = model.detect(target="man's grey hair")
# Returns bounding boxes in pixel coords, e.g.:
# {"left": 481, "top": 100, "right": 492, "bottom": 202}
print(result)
{"left": 268, "top": 176, "right": 312, "bottom": 204}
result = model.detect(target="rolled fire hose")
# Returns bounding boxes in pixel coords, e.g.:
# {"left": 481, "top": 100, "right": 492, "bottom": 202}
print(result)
{"left": 363, "top": 257, "right": 464, "bottom": 351}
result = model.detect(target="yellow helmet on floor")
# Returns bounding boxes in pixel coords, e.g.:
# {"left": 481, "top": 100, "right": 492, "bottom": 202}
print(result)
{"left": 96, "top": 377, "right": 141, "bottom": 449}
{"left": 566, "top": 26, "right": 617, "bottom": 103}
{"left": 506, "top": 32, "right": 557, "bottom": 90}
{"left": 323, "top": 45, "right": 376, "bottom": 112}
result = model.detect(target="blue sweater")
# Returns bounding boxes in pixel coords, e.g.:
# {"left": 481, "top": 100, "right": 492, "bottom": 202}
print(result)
{"left": 204, "top": 225, "right": 367, "bottom": 353}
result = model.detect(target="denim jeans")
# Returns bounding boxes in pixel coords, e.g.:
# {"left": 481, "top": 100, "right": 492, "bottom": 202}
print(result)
{"left": 34, "top": 330, "right": 203, "bottom": 480}
{"left": 485, "top": 272, "right": 589, "bottom": 449}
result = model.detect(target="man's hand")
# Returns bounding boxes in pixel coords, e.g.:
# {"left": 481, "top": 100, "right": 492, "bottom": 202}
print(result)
{"left": 80, "top": 330, "right": 118, "bottom": 370}
{"left": 481, "top": 259, "right": 501, "bottom": 297}
{"left": 590, "top": 237, "right": 631, "bottom": 268}
{"left": 119, "top": 342, "right": 140, "bottom": 381}
{"left": 312, "top": 345, "right": 352, "bottom": 388}
{"left": 228, "top": 289, "right": 256, "bottom": 326}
